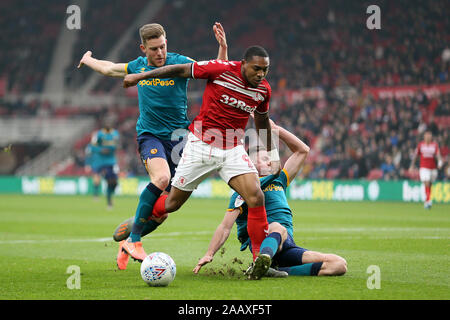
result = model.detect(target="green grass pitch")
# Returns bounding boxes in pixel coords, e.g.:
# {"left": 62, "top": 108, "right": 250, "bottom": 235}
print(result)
{"left": 0, "top": 194, "right": 448, "bottom": 300}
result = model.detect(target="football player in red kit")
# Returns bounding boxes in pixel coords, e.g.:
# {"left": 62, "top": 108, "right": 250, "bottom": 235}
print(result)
{"left": 124, "top": 46, "right": 281, "bottom": 279}
{"left": 409, "top": 130, "right": 443, "bottom": 209}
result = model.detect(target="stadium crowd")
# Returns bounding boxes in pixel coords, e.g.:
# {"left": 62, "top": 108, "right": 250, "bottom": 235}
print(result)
{"left": 0, "top": 0, "right": 448, "bottom": 180}
{"left": 2, "top": 0, "right": 449, "bottom": 93}
{"left": 0, "top": 0, "right": 65, "bottom": 93}
{"left": 270, "top": 91, "right": 449, "bottom": 181}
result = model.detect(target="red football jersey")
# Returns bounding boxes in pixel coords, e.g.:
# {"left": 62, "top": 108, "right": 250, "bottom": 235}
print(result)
{"left": 189, "top": 60, "right": 271, "bottom": 149}
{"left": 416, "top": 141, "right": 440, "bottom": 169}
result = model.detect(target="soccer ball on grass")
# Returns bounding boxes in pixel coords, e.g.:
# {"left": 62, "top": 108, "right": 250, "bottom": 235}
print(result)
{"left": 140, "top": 252, "right": 176, "bottom": 287}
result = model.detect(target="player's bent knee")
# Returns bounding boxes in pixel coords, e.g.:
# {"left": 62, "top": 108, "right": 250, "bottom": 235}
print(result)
{"left": 268, "top": 222, "right": 283, "bottom": 232}
{"left": 269, "top": 222, "right": 287, "bottom": 239}
{"left": 151, "top": 175, "right": 171, "bottom": 190}
{"left": 334, "top": 261, "right": 347, "bottom": 276}
{"left": 326, "top": 254, "right": 347, "bottom": 276}
{"left": 338, "top": 257, "right": 348, "bottom": 275}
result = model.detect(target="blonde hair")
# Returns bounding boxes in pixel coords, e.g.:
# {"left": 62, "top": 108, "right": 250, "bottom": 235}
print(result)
{"left": 139, "top": 23, "right": 166, "bottom": 44}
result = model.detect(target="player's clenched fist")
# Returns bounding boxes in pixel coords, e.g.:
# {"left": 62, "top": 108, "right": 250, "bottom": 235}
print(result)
{"left": 123, "top": 73, "right": 141, "bottom": 88}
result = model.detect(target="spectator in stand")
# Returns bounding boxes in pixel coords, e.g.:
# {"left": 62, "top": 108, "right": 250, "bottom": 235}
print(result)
{"left": 380, "top": 155, "right": 396, "bottom": 180}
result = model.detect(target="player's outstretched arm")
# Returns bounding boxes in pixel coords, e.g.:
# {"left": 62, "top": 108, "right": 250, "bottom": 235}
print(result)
{"left": 123, "top": 63, "right": 192, "bottom": 88}
{"left": 78, "top": 51, "right": 127, "bottom": 78}
{"left": 214, "top": 22, "right": 228, "bottom": 61}
{"left": 193, "top": 210, "right": 239, "bottom": 274}
{"left": 272, "top": 120, "right": 310, "bottom": 184}
{"left": 254, "top": 112, "right": 281, "bottom": 175}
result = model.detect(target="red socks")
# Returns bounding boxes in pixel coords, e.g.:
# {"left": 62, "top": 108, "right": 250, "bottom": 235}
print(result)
{"left": 151, "top": 195, "right": 168, "bottom": 218}
{"left": 247, "top": 206, "right": 269, "bottom": 260}
{"left": 425, "top": 185, "right": 431, "bottom": 202}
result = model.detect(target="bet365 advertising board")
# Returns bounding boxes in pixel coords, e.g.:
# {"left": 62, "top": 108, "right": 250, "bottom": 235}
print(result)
{"left": 0, "top": 176, "right": 448, "bottom": 203}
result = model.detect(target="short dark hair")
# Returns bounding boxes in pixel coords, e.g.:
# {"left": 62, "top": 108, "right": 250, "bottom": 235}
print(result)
{"left": 243, "top": 46, "right": 269, "bottom": 61}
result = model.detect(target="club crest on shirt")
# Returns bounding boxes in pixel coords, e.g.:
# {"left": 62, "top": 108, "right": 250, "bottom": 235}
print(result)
{"left": 234, "top": 195, "right": 245, "bottom": 208}
{"left": 254, "top": 92, "right": 265, "bottom": 102}
{"left": 177, "top": 176, "right": 186, "bottom": 186}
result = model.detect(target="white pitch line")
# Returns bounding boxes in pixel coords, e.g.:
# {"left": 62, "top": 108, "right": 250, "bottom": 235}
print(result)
{"left": 0, "top": 231, "right": 215, "bottom": 245}
{"left": 288, "top": 236, "right": 450, "bottom": 240}
{"left": 0, "top": 238, "right": 112, "bottom": 244}
{"left": 148, "top": 230, "right": 213, "bottom": 237}
{"left": 292, "top": 227, "right": 450, "bottom": 233}
{"left": 0, "top": 231, "right": 449, "bottom": 245}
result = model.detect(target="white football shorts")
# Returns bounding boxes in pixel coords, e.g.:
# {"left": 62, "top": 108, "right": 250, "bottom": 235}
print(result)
{"left": 419, "top": 168, "right": 438, "bottom": 182}
{"left": 171, "top": 132, "right": 258, "bottom": 191}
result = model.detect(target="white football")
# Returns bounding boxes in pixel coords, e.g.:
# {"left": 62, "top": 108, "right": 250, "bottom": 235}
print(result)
{"left": 140, "top": 252, "right": 176, "bottom": 287}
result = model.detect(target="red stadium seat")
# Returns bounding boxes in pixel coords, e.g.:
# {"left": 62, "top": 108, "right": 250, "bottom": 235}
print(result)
{"left": 326, "top": 168, "right": 340, "bottom": 179}
{"left": 367, "top": 169, "right": 384, "bottom": 180}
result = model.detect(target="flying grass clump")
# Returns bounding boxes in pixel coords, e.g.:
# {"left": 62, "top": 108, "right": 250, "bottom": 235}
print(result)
{"left": 202, "top": 248, "right": 248, "bottom": 279}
